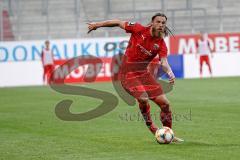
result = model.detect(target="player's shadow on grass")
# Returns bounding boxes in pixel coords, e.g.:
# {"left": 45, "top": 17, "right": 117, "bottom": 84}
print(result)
{"left": 150, "top": 141, "right": 240, "bottom": 147}
{"left": 178, "top": 141, "right": 240, "bottom": 147}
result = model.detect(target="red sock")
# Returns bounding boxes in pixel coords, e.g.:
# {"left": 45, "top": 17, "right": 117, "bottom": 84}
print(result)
{"left": 160, "top": 104, "right": 172, "bottom": 128}
{"left": 138, "top": 102, "right": 158, "bottom": 134}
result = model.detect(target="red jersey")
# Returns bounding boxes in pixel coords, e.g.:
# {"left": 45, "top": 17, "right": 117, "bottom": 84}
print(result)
{"left": 119, "top": 22, "right": 167, "bottom": 99}
{"left": 124, "top": 22, "right": 167, "bottom": 63}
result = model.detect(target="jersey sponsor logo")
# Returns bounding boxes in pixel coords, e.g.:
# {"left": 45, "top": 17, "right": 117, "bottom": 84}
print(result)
{"left": 137, "top": 44, "right": 152, "bottom": 56}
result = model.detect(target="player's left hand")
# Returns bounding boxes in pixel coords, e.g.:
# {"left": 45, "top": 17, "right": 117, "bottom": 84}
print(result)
{"left": 168, "top": 71, "right": 175, "bottom": 85}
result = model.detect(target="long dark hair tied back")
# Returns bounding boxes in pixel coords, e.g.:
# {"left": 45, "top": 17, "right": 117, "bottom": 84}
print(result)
{"left": 151, "top": 13, "right": 174, "bottom": 37}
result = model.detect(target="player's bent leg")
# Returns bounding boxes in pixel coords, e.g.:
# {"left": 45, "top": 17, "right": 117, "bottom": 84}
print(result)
{"left": 152, "top": 94, "right": 172, "bottom": 129}
{"left": 153, "top": 95, "right": 184, "bottom": 143}
{"left": 137, "top": 98, "right": 158, "bottom": 134}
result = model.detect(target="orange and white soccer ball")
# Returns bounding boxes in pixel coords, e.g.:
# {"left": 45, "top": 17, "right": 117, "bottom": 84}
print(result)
{"left": 155, "top": 127, "right": 174, "bottom": 144}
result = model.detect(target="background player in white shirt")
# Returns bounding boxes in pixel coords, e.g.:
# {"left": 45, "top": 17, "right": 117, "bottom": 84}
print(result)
{"left": 196, "top": 32, "right": 213, "bottom": 77}
{"left": 41, "top": 40, "right": 55, "bottom": 84}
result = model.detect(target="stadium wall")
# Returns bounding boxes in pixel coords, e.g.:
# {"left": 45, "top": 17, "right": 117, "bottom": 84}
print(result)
{"left": 0, "top": 33, "right": 239, "bottom": 87}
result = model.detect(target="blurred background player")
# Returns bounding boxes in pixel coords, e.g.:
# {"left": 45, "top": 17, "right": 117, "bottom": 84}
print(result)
{"left": 196, "top": 32, "right": 213, "bottom": 77}
{"left": 87, "top": 13, "right": 183, "bottom": 142}
{"left": 41, "top": 40, "right": 55, "bottom": 84}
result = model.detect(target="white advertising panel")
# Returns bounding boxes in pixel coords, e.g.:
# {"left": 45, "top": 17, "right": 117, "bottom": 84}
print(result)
{"left": 184, "top": 52, "right": 240, "bottom": 78}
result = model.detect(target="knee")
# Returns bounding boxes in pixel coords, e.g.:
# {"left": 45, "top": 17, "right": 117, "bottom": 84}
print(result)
{"left": 154, "top": 96, "right": 171, "bottom": 112}
{"left": 162, "top": 100, "right": 170, "bottom": 107}
{"left": 161, "top": 99, "right": 171, "bottom": 112}
{"left": 154, "top": 96, "right": 170, "bottom": 106}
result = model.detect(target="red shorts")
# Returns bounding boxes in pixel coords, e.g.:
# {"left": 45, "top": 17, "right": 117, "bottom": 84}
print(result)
{"left": 44, "top": 64, "right": 54, "bottom": 76}
{"left": 120, "top": 70, "right": 163, "bottom": 100}
{"left": 200, "top": 55, "right": 210, "bottom": 66}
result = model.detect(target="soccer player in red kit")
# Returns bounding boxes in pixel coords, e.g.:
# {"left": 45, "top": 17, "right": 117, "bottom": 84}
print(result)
{"left": 196, "top": 32, "right": 213, "bottom": 77}
{"left": 87, "top": 13, "right": 183, "bottom": 142}
{"left": 41, "top": 40, "right": 55, "bottom": 84}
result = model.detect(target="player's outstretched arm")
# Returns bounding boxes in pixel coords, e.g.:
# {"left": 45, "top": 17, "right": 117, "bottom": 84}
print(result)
{"left": 87, "top": 19, "right": 126, "bottom": 34}
{"left": 160, "top": 58, "right": 175, "bottom": 85}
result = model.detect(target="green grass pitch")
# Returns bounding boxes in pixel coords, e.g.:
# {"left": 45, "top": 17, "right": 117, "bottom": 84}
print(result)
{"left": 0, "top": 77, "right": 240, "bottom": 160}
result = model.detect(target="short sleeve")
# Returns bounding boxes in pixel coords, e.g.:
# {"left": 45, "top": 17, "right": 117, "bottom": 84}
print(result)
{"left": 124, "top": 22, "right": 145, "bottom": 33}
{"left": 158, "top": 40, "right": 168, "bottom": 59}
